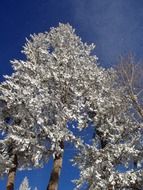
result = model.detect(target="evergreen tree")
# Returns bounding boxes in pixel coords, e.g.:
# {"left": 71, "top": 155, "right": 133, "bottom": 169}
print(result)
{"left": 0, "top": 23, "right": 102, "bottom": 190}
{"left": 73, "top": 66, "right": 143, "bottom": 189}
{"left": 19, "top": 177, "right": 31, "bottom": 190}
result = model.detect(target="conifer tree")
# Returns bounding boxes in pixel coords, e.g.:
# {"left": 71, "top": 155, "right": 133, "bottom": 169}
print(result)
{"left": 19, "top": 177, "right": 31, "bottom": 190}
{"left": 0, "top": 23, "right": 103, "bottom": 190}
{"left": 73, "top": 66, "right": 143, "bottom": 189}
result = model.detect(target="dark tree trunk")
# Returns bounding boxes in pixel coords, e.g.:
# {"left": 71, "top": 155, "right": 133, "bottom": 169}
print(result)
{"left": 6, "top": 154, "right": 18, "bottom": 190}
{"left": 47, "top": 142, "right": 64, "bottom": 190}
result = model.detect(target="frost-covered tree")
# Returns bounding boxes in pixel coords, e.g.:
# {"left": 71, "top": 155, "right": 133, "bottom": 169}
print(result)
{"left": 19, "top": 177, "right": 31, "bottom": 190}
{"left": 116, "top": 54, "right": 143, "bottom": 120}
{"left": 73, "top": 68, "right": 143, "bottom": 189}
{"left": 1, "top": 23, "right": 142, "bottom": 190}
{"left": 0, "top": 23, "right": 106, "bottom": 190}
{"left": 0, "top": 138, "right": 16, "bottom": 179}
{"left": 0, "top": 98, "right": 47, "bottom": 190}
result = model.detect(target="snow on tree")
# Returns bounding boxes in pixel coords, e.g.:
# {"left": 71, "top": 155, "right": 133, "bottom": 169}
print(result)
{"left": 1, "top": 23, "right": 142, "bottom": 190}
{"left": 0, "top": 23, "right": 107, "bottom": 189}
{"left": 19, "top": 177, "right": 31, "bottom": 190}
{"left": 0, "top": 138, "right": 15, "bottom": 177}
{"left": 73, "top": 68, "right": 143, "bottom": 189}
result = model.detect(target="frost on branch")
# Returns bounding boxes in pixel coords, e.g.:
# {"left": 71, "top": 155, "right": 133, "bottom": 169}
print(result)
{"left": 0, "top": 23, "right": 142, "bottom": 189}
{"left": 19, "top": 177, "right": 31, "bottom": 190}
{"left": 0, "top": 138, "right": 15, "bottom": 177}
{"left": 0, "top": 23, "right": 101, "bottom": 173}
{"left": 73, "top": 68, "right": 143, "bottom": 189}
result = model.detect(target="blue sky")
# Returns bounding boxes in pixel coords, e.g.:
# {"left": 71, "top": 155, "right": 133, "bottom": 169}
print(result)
{"left": 0, "top": 0, "right": 143, "bottom": 189}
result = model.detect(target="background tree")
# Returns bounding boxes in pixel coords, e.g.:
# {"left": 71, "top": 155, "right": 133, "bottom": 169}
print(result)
{"left": 19, "top": 177, "right": 31, "bottom": 190}
{"left": 115, "top": 53, "right": 143, "bottom": 120}
{"left": 73, "top": 67, "right": 143, "bottom": 189}
{"left": 18, "top": 176, "right": 38, "bottom": 190}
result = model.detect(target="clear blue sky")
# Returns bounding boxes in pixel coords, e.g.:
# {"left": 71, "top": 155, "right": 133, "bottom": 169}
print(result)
{"left": 0, "top": 0, "right": 143, "bottom": 189}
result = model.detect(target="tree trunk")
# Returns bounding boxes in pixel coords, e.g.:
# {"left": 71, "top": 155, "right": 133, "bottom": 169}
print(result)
{"left": 7, "top": 154, "right": 18, "bottom": 190}
{"left": 47, "top": 142, "right": 64, "bottom": 190}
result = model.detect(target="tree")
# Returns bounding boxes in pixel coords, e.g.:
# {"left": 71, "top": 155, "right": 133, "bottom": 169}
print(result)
{"left": 115, "top": 53, "right": 143, "bottom": 120}
{"left": 0, "top": 23, "right": 104, "bottom": 190}
{"left": 1, "top": 23, "right": 142, "bottom": 190}
{"left": 73, "top": 66, "right": 143, "bottom": 189}
{"left": 0, "top": 99, "right": 48, "bottom": 190}
{"left": 0, "top": 120, "right": 19, "bottom": 190}
{"left": 0, "top": 138, "right": 15, "bottom": 178}
{"left": 19, "top": 177, "right": 31, "bottom": 190}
